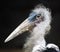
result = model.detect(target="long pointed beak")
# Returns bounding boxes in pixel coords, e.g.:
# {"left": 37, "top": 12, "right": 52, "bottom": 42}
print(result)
{"left": 4, "top": 18, "right": 32, "bottom": 43}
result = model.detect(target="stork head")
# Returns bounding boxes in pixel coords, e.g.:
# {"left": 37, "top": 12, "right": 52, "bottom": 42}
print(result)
{"left": 4, "top": 4, "right": 51, "bottom": 43}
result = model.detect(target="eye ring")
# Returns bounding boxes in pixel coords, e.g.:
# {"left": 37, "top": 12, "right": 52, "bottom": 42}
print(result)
{"left": 36, "top": 14, "right": 44, "bottom": 22}
{"left": 36, "top": 14, "right": 41, "bottom": 18}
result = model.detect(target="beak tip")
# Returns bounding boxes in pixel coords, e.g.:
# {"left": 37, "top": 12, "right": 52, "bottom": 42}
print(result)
{"left": 4, "top": 39, "right": 7, "bottom": 43}
{"left": 4, "top": 38, "right": 9, "bottom": 43}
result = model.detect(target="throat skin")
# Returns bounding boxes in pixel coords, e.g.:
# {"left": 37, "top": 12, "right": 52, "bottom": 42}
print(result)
{"left": 23, "top": 31, "right": 46, "bottom": 52}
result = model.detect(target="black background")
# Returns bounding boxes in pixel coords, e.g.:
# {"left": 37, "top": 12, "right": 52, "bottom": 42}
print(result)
{"left": 0, "top": 0, "right": 60, "bottom": 49}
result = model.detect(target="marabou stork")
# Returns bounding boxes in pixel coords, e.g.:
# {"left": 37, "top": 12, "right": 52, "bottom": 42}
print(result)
{"left": 4, "top": 4, "right": 60, "bottom": 52}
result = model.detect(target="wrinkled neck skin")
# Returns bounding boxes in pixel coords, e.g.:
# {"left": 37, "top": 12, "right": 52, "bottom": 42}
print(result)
{"left": 23, "top": 21, "right": 51, "bottom": 52}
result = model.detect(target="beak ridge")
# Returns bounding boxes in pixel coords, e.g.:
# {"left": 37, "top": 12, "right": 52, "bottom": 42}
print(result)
{"left": 4, "top": 19, "right": 30, "bottom": 43}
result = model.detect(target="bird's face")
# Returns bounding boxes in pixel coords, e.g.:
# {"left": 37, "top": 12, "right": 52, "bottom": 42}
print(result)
{"left": 27, "top": 12, "right": 44, "bottom": 30}
{"left": 4, "top": 11, "right": 44, "bottom": 43}
{"left": 4, "top": 5, "right": 51, "bottom": 43}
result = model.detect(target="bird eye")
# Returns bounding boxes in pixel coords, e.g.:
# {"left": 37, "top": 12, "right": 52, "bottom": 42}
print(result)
{"left": 36, "top": 14, "right": 41, "bottom": 18}
{"left": 34, "top": 14, "right": 44, "bottom": 24}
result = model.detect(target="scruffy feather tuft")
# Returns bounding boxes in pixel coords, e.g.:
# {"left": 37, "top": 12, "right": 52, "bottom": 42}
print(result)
{"left": 23, "top": 4, "right": 52, "bottom": 52}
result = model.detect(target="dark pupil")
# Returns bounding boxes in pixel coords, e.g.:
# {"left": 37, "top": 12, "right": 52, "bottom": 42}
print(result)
{"left": 31, "top": 14, "right": 41, "bottom": 21}
{"left": 36, "top": 14, "right": 41, "bottom": 18}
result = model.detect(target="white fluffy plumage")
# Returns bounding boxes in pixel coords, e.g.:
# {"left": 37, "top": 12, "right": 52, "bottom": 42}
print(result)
{"left": 23, "top": 4, "right": 52, "bottom": 52}
{"left": 4, "top": 4, "right": 60, "bottom": 52}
